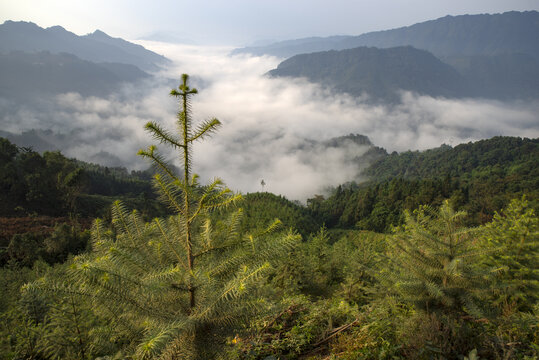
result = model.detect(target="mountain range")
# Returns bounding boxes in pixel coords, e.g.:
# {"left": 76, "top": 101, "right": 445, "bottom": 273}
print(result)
{"left": 233, "top": 11, "right": 539, "bottom": 60}
{"left": 1, "top": 13, "right": 538, "bottom": 170}
{"left": 0, "top": 21, "right": 168, "bottom": 71}
{"left": 236, "top": 11, "right": 539, "bottom": 102}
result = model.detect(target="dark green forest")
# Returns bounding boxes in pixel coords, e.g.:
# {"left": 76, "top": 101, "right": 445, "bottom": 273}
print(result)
{"left": 1, "top": 77, "right": 538, "bottom": 359}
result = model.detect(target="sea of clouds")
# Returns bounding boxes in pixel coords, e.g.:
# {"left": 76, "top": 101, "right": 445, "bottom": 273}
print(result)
{"left": 1, "top": 42, "right": 538, "bottom": 201}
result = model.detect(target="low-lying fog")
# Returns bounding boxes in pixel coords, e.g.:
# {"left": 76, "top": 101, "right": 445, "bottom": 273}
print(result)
{"left": 2, "top": 42, "right": 538, "bottom": 201}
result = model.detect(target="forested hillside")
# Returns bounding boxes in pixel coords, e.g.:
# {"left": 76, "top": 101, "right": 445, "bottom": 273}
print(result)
{"left": 240, "top": 192, "right": 320, "bottom": 237}
{"left": 0, "top": 137, "right": 164, "bottom": 218}
{"left": 1, "top": 87, "right": 537, "bottom": 358}
{"left": 0, "top": 137, "right": 170, "bottom": 266}
{"left": 365, "top": 136, "right": 538, "bottom": 181}
{"left": 309, "top": 136, "right": 538, "bottom": 231}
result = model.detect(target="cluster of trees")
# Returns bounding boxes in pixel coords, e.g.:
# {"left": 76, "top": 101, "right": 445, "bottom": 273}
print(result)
{"left": 238, "top": 198, "right": 538, "bottom": 359}
{"left": 1, "top": 77, "right": 537, "bottom": 359}
{"left": 240, "top": 192, "right": 320, "bottom": 238}
{"left": 0, "top": 139, "right": 83, "bottom": 217}
{"left": 364, "top": 137, "right": 538, "bottom": 181}
{"left": 0, "top": 137, "right": 167, "bottom": 219}
{"left": 0, "top": 137, "right": 171, "bottom": 266}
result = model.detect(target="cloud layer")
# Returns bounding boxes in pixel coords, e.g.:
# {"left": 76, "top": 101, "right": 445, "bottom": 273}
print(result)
{"left": 1, "top": 43, "right": 538, "bottom": 201}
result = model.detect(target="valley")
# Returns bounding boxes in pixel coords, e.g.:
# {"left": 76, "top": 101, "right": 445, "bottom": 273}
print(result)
{"left": 0, "top": 7, "right": 538, "bottom": 359}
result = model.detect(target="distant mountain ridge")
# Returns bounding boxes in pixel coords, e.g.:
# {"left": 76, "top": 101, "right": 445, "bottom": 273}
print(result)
{"left": 232, "top": 35, "right": 351, "bottom": 58}
{"left": 232, "top": 11, "right": 539, "bottom": 59}
{"left": 0, "top": 21, "right": 169, "bottom": 71}
{"left": 0, "top": 21, "right": 169, "bottom": 103}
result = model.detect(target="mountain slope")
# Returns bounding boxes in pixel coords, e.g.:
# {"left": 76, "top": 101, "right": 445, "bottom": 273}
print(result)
{"left": 0, "top": 21, "right": 168, "bottom": 71}
{"left": 268, "top": 45, "right": 539, "bottom": 101}
{"left": 0, "top": 51, "right": 150, "bottom": 99}
{"left": 268, "top": 46, "right": 468, "bottom": 102}
{"left": 233, "top": 11, "right": 539, "bottom": 59}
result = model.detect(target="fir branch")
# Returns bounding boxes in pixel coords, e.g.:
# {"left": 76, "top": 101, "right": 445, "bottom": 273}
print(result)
{"left": 153, "top": 218, "right": 188, "bottom": 270}
{"left": 188, "top": 118, "right": 221, "bottom": 143}
{"left": 138, "top": 146, "right": 178, "bottom": 182}
{"left": 144, "top": 122, "right": 184, "bottom": 150}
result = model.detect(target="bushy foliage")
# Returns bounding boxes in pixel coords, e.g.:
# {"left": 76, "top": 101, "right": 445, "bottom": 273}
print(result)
{"left": 2, "top": 198, "right": 538, "bottom": 358}
{"left": 271, "top": 228, "right": 385, "bottom": 301}
{"left": 480, "top": 197, "right": 539, "bottom": 312}
{"left": 2, "top": 221, "right": 90, "bottom": 266}
{"left": 231, "top": 295, "right": 360, "bottom": 359}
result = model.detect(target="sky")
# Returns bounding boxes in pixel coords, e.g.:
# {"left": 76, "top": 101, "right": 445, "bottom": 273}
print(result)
{"left": 1, "top": 0, "right": 539, "bottom": 45}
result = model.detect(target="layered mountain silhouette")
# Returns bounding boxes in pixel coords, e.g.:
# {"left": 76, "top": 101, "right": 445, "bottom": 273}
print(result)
{"left": 238, "top": 11, "right": 539, "bottom": 102}
{"left": 0, "top": 21, "right": 168, "bottom": 71}
{"left": 233, "top": 11, "right": 539, "bottom": 60}
{"left": 0, "top": 21, "right": 171, "bottom": 101}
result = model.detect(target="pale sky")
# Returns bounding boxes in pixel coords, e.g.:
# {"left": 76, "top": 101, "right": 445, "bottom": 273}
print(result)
{"left": 1, "top": 0, "right": 538, "bottom": 45}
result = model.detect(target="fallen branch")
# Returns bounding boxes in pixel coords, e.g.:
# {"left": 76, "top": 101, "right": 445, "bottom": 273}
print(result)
{"left": 260, "top": 304, "right": 304, "bottom": 333}
{"left": 299, "top": 318, "right": 360, "bottom": 358}
{"left": 311, "top": 319, "right": 360, "bottom": 348}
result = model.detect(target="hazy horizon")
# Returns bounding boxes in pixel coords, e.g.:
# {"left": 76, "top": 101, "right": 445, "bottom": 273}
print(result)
{"left": 1, "top": 1, "right": 538, "bottom": 45}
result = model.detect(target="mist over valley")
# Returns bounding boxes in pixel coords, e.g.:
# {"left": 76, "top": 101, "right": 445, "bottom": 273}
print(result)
{"left": 1, "top": 14, "right": 538, "bottom": 201}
